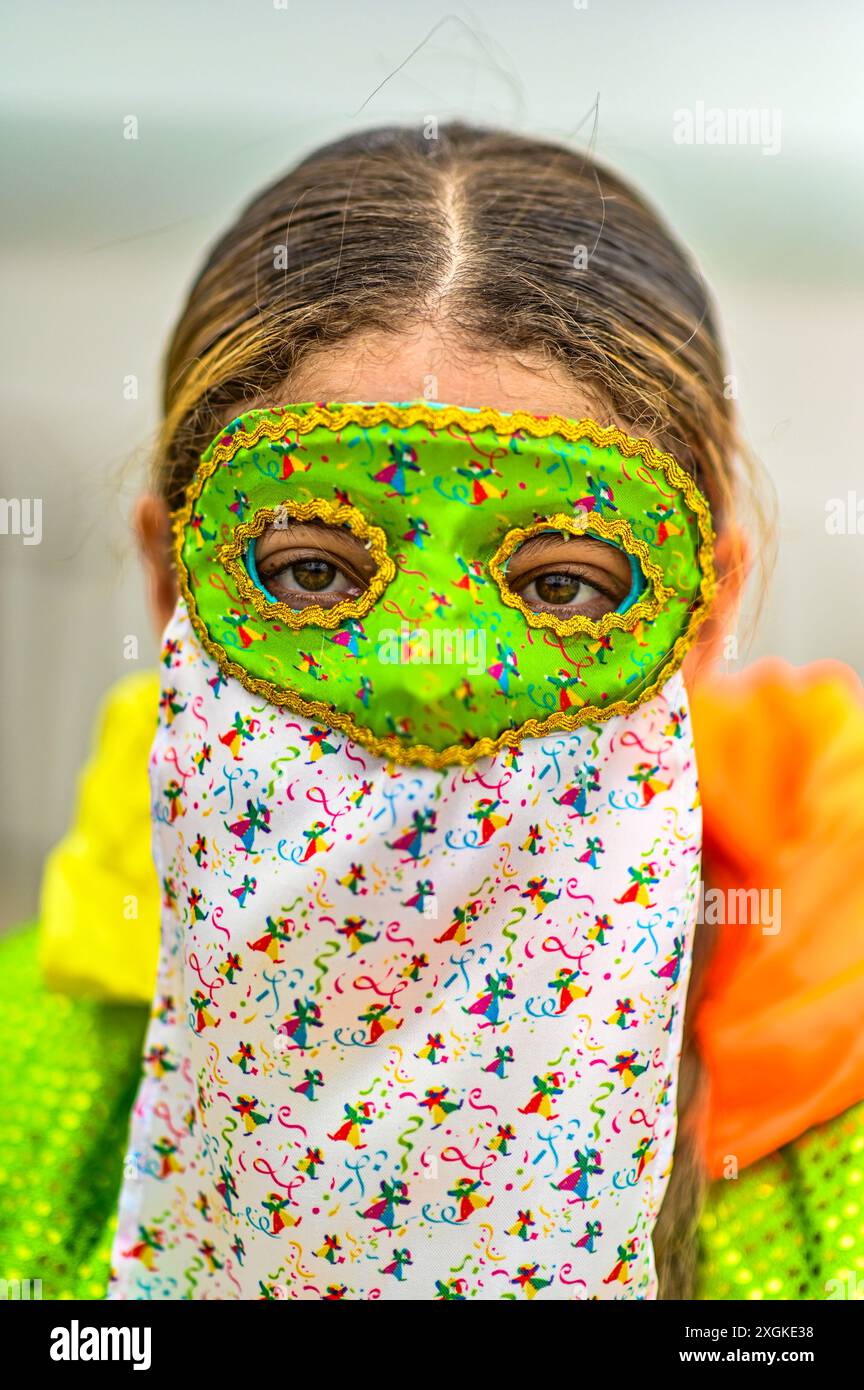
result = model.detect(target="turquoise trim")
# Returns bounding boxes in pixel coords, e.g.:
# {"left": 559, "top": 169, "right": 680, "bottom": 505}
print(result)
{"left": 617, "top": 551, "right": 646, "bottom": 614}
{"left": 246, "top": 539, "right": 280, "bottom": 605}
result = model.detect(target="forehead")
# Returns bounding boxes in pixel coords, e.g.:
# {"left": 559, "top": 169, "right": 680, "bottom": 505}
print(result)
{"left": 255, "top": 326, "right": 616, "bottom": 428}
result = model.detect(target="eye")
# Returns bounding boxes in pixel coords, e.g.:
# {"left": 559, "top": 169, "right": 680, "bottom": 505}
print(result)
{"left": 516, "top": 568, "right": 620, "bottom": 618}
{"left": 288, "top": 556, "right": 347, "bottom": 594}
{"left": 289, "top": 558, "right": 337, "bottom": 593}
{"left": 504, "top": 534, "right": 634, "bottom": 620}
{"left": 264, "top": 554, "right": 358, "bottom": 601}
{"left": 529, "top": 572, "right": 590, "bottom": 606}
{"left": 252, "top": 521, "right": 377, "bottom": 609}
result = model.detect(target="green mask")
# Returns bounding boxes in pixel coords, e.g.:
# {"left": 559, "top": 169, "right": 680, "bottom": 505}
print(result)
{"left": 174, "top": 401, "right": 716, "bottom": 767}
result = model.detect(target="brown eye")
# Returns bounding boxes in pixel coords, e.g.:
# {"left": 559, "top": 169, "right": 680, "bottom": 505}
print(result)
{"left": 258, "top": 554, "right": 358, "bottom": 604}
{"left": 253, "top": 521, "right": 375, "bottom": 609}
{"left": 518, "top": 569, "right": 614, "bottom": 616}
{"left": 533, "top": 573, "right": 583, "bottom": 605}
{"left": 292, "top": 559, "right": 338, "bottom": 592}
{"left": 503, "top": 532, "right": 634, "bottom": 621}
{"left": 248, "top": 517, "right": 380, "bottom": 608}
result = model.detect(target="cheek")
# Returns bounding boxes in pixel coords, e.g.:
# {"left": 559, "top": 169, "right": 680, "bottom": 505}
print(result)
{"left": 151, "top": 565, "right": 179, "bottom": 637}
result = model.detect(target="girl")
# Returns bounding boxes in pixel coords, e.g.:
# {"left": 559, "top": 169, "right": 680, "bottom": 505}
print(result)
{"left": 3, "top": 124, "right": 862, "bottom": 1301}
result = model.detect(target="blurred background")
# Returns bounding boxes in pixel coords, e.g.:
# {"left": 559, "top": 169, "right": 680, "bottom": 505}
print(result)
{"left": 1, "top": 0, "right": 862, "bottom": 928}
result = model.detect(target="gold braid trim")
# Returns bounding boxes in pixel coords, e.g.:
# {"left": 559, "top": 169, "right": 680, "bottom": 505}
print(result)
{"left": 173, "top": 402, "right": 717, "bottom": 769}
{"left": 488, "top": 513, "right": 674, "bottom": 639}
{"left": 218, "top": 498, "right": 395, "bottom": 631}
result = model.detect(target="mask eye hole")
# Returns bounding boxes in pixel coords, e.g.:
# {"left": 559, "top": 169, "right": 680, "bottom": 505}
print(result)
{"left": 250, "top": 518, "right": 378, "bottom": 609}
{"left": 217, "top": 498, "right": 396, "bottom": 631}
{"left": 503, "top": 530, "right": 638, "bottom": 620}
{"left": 488, "top": 515, "right": 666, "bottom": 639}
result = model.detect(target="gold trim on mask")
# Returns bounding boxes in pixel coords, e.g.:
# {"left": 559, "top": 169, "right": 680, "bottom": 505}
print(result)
{"left": 218, "top": 498, "right": 396, "bottom": 631}
{"left": 173, "top": 402, "right": 717, "bottom": 769}
{"left": 488, "top": 513, "right": 674, "bottom": 638}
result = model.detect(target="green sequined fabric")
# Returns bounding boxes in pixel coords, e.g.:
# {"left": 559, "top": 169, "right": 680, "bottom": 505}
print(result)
{"left": 697, "top": 1102, "right": 864, "bottom": 1299}
{"left": 0, "top": 923, "right": 147, "bottom": 1299}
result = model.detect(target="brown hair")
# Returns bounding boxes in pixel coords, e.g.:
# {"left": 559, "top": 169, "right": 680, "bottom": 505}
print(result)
{"left": 154, "top": 122, "right": 764, "bottom": 1294}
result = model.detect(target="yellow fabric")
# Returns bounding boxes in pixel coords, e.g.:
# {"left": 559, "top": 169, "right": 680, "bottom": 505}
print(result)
{"left": 38, "top": 671, "right": 161, "bottom": 1003}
